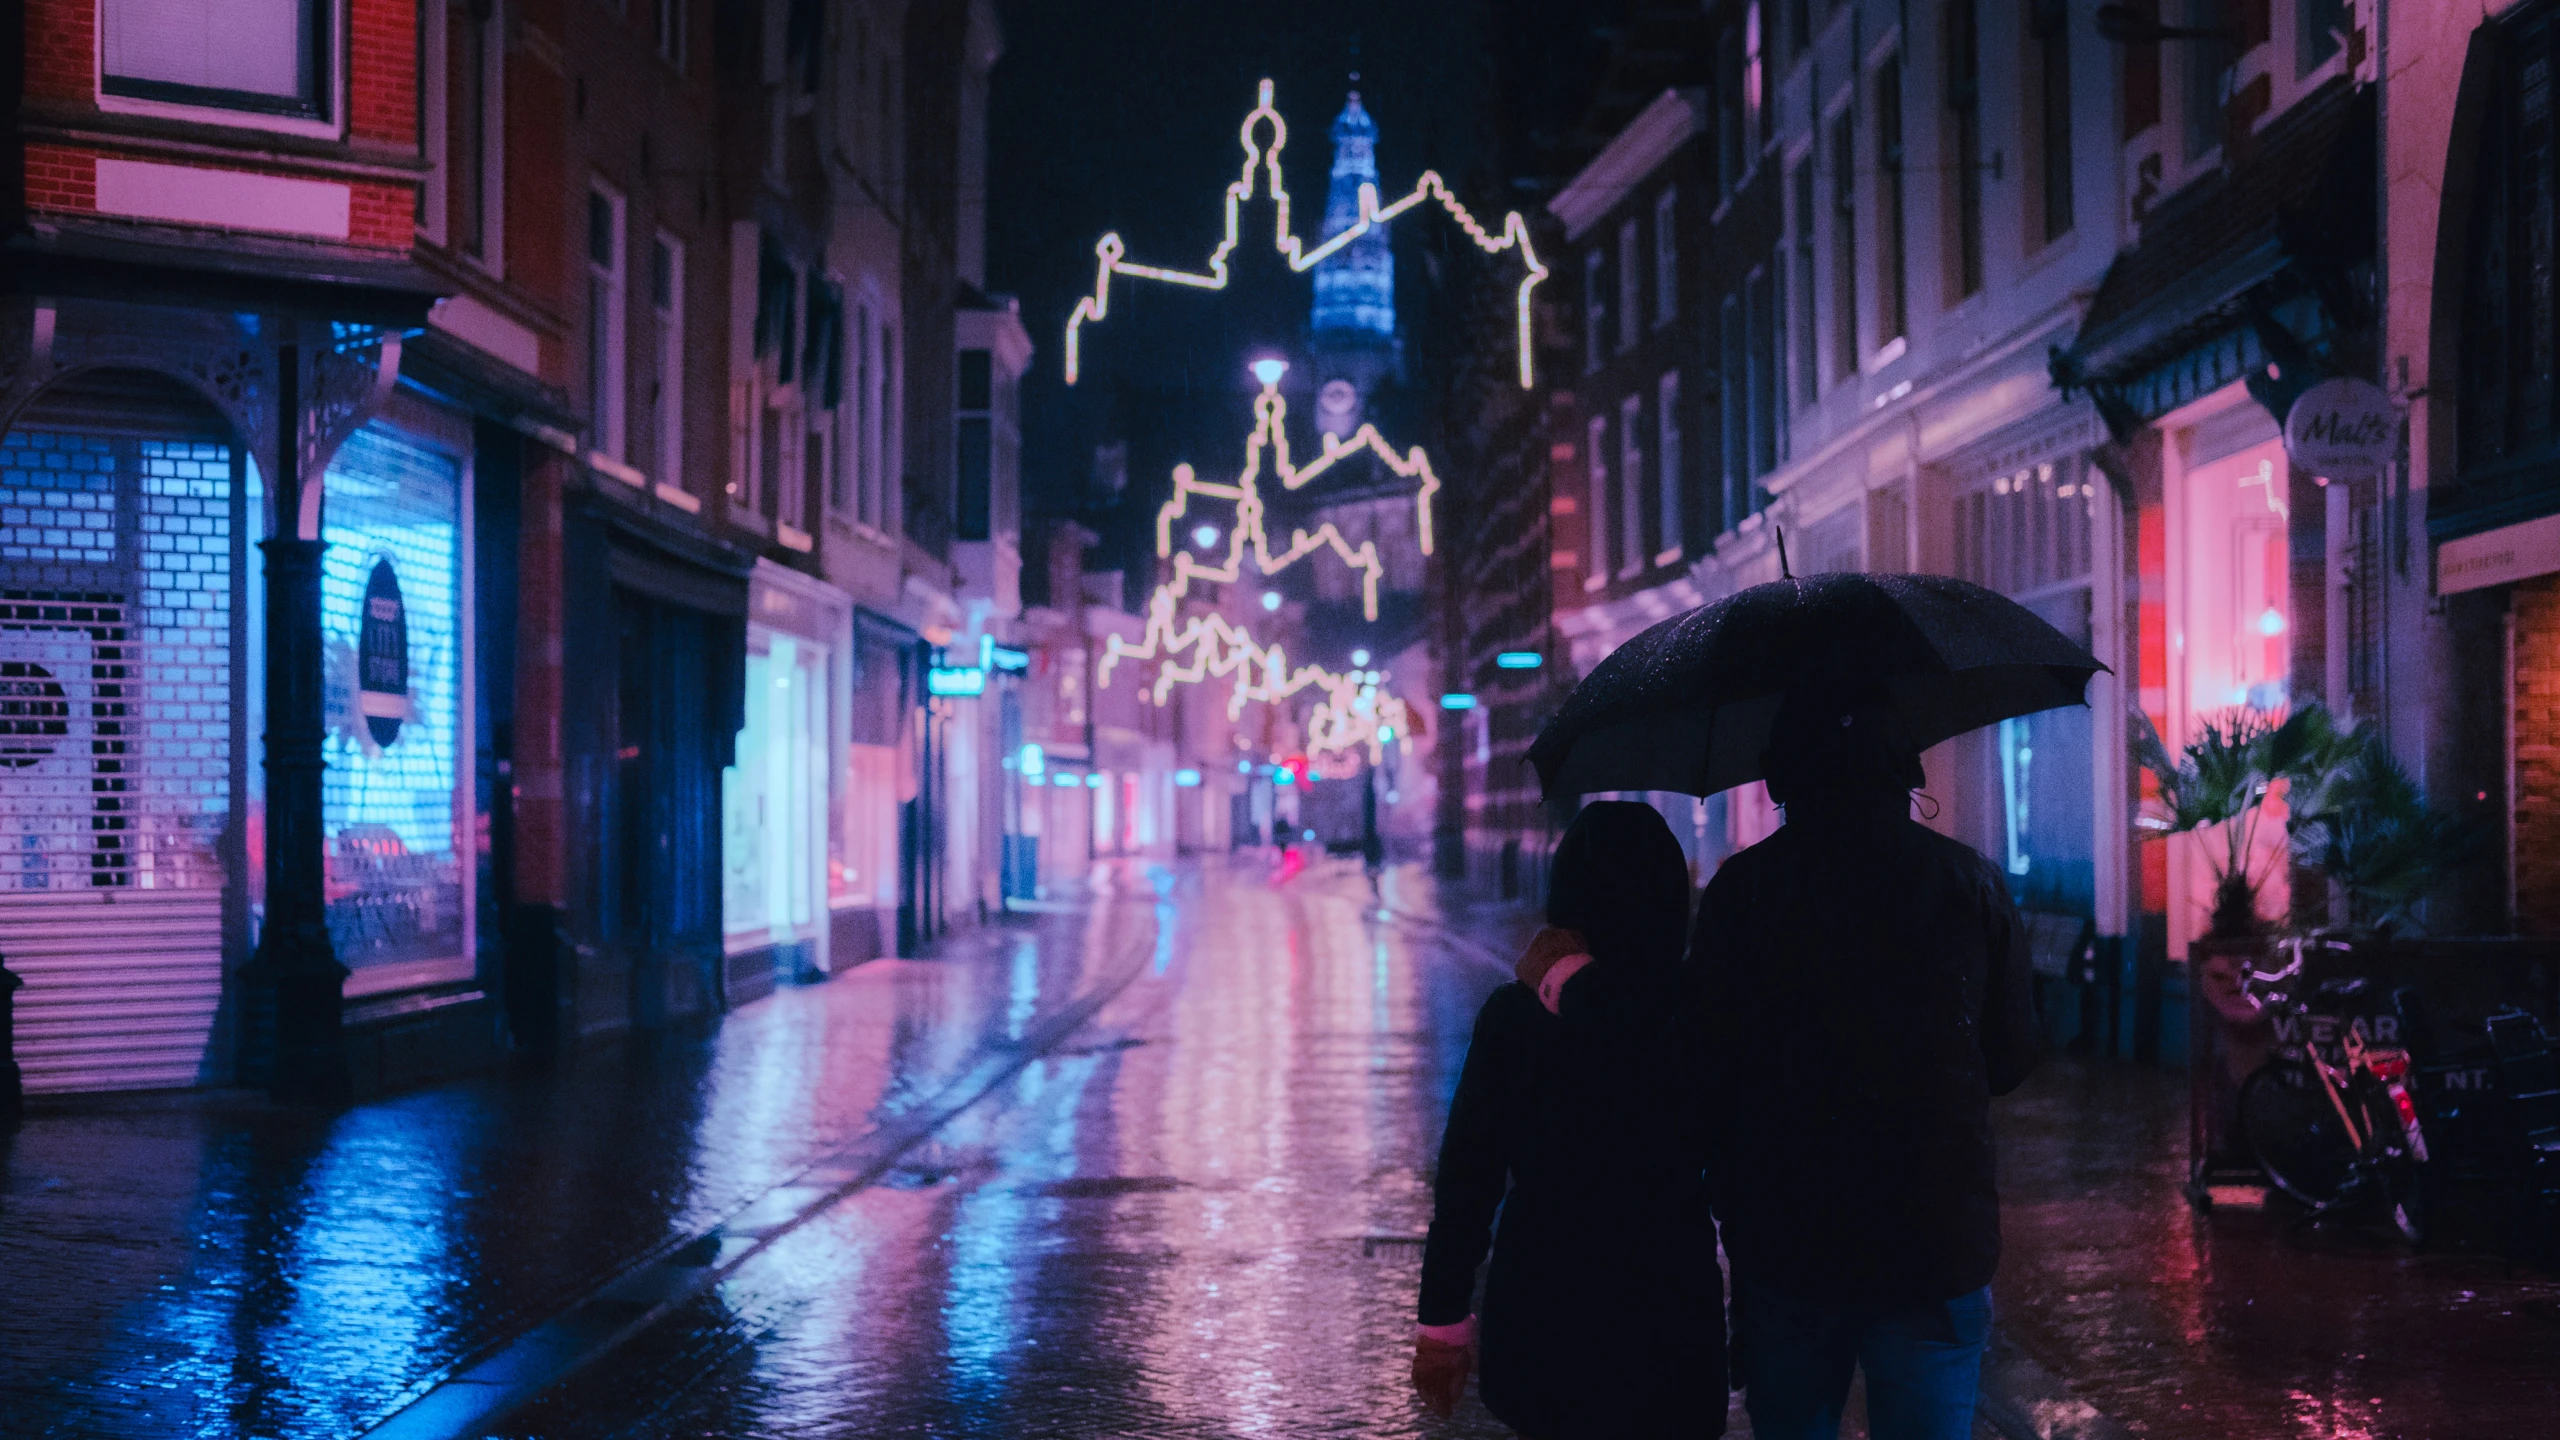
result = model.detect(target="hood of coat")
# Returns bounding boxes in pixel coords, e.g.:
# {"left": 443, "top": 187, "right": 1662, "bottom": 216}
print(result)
{"left": 1545, "top": 800, "right": 1692, "bottom": 971}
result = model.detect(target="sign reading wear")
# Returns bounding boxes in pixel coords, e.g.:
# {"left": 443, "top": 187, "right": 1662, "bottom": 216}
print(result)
{"left": 2283, "top": 377, "right": 2400, "bottom": 481}
{"left": 358, "top": 558, "right": 411, "bottom": 747}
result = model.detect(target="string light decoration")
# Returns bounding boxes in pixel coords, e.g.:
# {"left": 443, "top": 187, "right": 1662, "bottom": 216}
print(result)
{"left": 1101, "top": 587, "right": 1415, "bottom": 763}
{"left": 1151, "top": 368, "right": 1435, "bottom": 624}
{"left": 1062, "top": 79, "right": 1547, "bottom": 391}
{"left": 1094, "top": 368, "right": 1425, "bottom": 762}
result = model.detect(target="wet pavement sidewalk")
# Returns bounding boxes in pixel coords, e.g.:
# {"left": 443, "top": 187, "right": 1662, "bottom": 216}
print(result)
{"left": 7, "top": 854, "right": 2558, "bottom": 1439}
{"left": 0, "top": 862, "right": 1184, "bottom": 1439}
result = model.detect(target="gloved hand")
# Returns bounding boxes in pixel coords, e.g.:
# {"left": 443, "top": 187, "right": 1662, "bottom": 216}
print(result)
{"left": 1514, "top": 926, "right": 1593, "bottom": 1013}
{"left": 1411, "top": 1332, "right": 1472, "bottom": 1417}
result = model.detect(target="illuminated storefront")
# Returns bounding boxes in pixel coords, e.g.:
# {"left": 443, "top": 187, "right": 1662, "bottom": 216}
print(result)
{"left": 726, "top": 561, "right": 851, "bottom": 981}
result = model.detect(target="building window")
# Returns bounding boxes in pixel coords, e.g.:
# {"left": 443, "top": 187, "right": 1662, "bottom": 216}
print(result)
{"left": 1876, "top": 52, "right": 1909, "bottom": 345}
{"left": 1586, "top": 414, "right": 1612, "bottom": 581}
{"left": 453, "top": 0, "right": 504, "bottom": 267}
{"left": 656, "top": 0, "right": 686, "bottom": 69}
{"left": 1618, "top": 394, "right": 1645, "bottom": 575}
{"left": 1791, "top": 161, "right": 1817, "bottom": 405}
{"left": 956, "top": 348, "right": 993, "bottom": 541}
{"left": 2123, "top": 0, "right": 2163, "bottom": 139}
{"left": 1617, "top": 220, "right": 1642, "bottom": 353}
{"left": 587, "top": 186, "right": 628, "bottom": 462}
{"left": 1657, "top": 371, "right": 1684, "bottom": 563}
{"left": 102, "top": 0, "right": 327, "bottom": 119}
{"left": 2184, "top": 0, "right": 2231, "bottom": 161}
{"left": 852, "top": 302, "right": 880, "bottom": 525}
{"left": 1748, "top": 268, "right": 1778, "bottom": 479}
{"left": 1830, "top": 109, "right": 1859, "bottom": 381}
{"left": 1654, "top": 188, "right": 1679, "bottom": 329}
{"left": 2027, "top": 2, "right": 2074, "bottom": 246}
{"left": 652, "top": 233, "right": 684, "bottom": 487}
{"left": 2459, "top": 6, "right": 2560, "bottom": 481}
{"left": 805, "top": 277, "right": 843, "bottom": 522}
{"left": 1945, "top": 0, "right": 1985, "bottom": 300}
{"left": 2299, "top": 0, "right": 2347, "bottom": 76}
{"left": 1718, "top": 23, "right": 1746, "bottom": 197}
{"left": 1743, "top": 3, "right": 1766, "bottom": 158}
{"left": 1722, "top": 293, "right": 1747, "bottom": 527}
{"left": 1585, "top": 247, "right": 1607, "bottom": 374}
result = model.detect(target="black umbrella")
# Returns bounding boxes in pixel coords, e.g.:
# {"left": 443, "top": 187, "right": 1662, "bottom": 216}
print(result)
{"left": 1528, "top": 572, "right": 2105, "bottom": 800}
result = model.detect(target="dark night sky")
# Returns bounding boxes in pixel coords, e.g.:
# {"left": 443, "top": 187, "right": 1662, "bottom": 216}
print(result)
{"left": 987, "top": 2, "right": 1492, "bottom": 525}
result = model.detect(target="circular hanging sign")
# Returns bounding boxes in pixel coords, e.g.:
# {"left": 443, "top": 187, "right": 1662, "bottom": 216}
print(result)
{"left": 358, "top": 558, "right": 411, "bottom": 748}
{"left": 2283, "top": 377, "right": 2400, "bottom": 482}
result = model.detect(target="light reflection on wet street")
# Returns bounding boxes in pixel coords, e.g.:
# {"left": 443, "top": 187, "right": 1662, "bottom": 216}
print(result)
{"left": 496, "top": 857, "right": 1529, "bottom": 1439}
{"left": 10, "top": 856, "right": 2559, "bottom": 1439}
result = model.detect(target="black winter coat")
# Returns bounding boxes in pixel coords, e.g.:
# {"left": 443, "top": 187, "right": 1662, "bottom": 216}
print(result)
{"left": 1686, "top": 801, "right": 2038, "bottom": 1305}
{"left": 1418, "top": 976, "right": 1725, "bottom": 1439}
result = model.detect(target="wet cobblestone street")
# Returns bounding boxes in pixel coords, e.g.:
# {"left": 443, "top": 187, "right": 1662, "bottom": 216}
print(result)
{"left": 5, "top": 858, "right": 2557, "bottom": 1438}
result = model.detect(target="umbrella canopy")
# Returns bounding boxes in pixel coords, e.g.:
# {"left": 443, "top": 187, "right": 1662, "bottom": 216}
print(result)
{"left": 1528, "top": 572, "right": 2105, "bottom": 800}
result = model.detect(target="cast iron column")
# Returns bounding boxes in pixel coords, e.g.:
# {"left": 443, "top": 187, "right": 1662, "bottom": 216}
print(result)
{"left": 246, "top": 343, "right": 350, "bottom": 1102}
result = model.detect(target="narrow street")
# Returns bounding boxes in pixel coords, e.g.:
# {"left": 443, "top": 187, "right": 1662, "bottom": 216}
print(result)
{"left": 7, "top": 860, "right": 2558, "bottom": 1439}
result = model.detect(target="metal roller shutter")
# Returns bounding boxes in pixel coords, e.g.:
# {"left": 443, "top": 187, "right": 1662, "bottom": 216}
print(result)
{"left": 4, "top": 892, "right": 224, "bottom": 1093}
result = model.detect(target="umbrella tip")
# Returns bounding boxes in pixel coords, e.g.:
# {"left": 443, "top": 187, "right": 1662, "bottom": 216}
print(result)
{"left": 1775, "top": 525, "right": 1792, "bottom": 581}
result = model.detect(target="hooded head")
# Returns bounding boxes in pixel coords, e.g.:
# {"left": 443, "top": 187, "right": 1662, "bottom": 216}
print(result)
{"left": 1759, "top": 675, "right": 1925, "bottom": 810}
{"left": 1545, "top": 800, "right": 1693, "bottom": 969}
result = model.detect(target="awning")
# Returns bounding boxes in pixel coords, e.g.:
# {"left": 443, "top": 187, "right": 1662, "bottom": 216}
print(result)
{"left": 2052, "top": 80, "right": 2374, "bottom": 435}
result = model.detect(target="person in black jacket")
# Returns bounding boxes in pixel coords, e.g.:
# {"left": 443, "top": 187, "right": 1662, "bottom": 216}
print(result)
{"left": 1528, "top": 678, "right": 2037, "bottom": 1440}
{"left": 1412, "top": 801, "right": 1725, "bottom": 1438}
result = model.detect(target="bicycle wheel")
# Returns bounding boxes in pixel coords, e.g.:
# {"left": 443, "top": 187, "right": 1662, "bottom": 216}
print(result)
{"left": 2241, "top": 1061, "right": 2360, "bottom": 1207}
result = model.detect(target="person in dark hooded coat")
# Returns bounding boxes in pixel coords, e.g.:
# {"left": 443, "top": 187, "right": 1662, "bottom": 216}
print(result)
{"left": 1527, "top": 679, "right": 2037, "bottom": 1440}
{"left": 1412, "top": 801, "right": 1725, "bottom": 1438}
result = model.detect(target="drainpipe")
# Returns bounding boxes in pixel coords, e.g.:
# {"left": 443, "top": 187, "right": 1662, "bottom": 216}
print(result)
{"left": 240, "top": 342, "right": 351, "bottom": 1103}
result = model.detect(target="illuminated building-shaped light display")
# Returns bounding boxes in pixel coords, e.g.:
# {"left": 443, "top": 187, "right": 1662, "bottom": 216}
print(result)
{"left": 1310, "top": 92, "right": 1395, "bottom": 342}
{"left": 1096, "top": 365, "right": 1422, "bottom": 762}
{"left": 1062, "top": 80, "right": 1545, "bottom": 391}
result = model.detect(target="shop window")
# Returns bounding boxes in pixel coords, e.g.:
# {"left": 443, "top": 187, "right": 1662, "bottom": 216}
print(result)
{"left": 103, "top": 0, "right": 328, "bottom": 120}
{"left": 318, "top": 426, "right": 469, "bottom": 991}
{"left": 725, "top": 632, "right": 827, "bottom": 950}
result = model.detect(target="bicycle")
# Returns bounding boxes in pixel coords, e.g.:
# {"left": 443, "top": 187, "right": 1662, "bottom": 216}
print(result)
{"left": 2235, "top": 937, "right": 2432, "bottom": 1241}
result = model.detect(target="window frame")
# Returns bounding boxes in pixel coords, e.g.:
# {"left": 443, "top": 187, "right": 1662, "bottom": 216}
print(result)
{"left": 586, "top": 183, "right": 629, "bottom": 464}
{"left": 99, "top": 0, "right": 335, "bottom": 126}
{"left": 1585, "top": 413, "right": 1612, "bottom": 588}
{"left": 1653, "top": 188, "right": 1680, "bottom": 330}
{"left": 1656, "top": 370, "right": 1685, "bottom": 565}
{"left": 1617, "top": 219, "right": 1642, "bottom": 354}
{"left": 651, "top": 230, "right": 686, "bottom": 491}
{"left": 1618, "top": 392, "right": 1645, "bottom": 576}
{"left": 1584, "top": 247, "right": 1608, "bottom": 374}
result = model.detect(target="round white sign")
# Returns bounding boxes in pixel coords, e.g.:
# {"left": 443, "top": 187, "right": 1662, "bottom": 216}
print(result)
{"left": 2283, "top": 377, "right": 2400, "bottom": 481}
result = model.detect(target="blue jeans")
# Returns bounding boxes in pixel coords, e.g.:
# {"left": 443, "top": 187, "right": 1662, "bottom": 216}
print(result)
{"left": 1735, "top": 1280, "right": 1992, "bottom": 1440}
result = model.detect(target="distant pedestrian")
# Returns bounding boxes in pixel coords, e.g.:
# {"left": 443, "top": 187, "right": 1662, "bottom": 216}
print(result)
{"left": 1537, "top": 678, "right": 2035, "bottom": 1440}
{"left": 1412, "top": 801, "right": 1724, "bottom": 1437}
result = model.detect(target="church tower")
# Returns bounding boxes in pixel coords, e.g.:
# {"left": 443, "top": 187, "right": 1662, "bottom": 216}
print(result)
{"left": 1308, "top": 90, "right": 1401, "bottom": 439}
